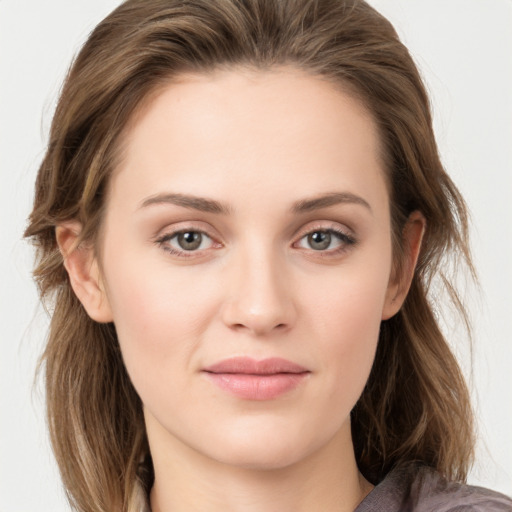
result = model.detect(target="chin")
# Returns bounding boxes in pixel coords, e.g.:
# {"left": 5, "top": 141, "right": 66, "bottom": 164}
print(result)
{"left": 199, "top": 421, "right": 330, "bottom": 471}
{"left": 212, "top": 443, "right": 309, "bottom": 471}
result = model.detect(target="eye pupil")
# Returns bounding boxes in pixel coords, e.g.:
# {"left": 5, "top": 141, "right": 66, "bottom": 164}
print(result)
{"left": 177, "top": 231, "right": 202, "bottom": 250}
{"left": 308, "top": 231, "right": 331, "bottom": 250}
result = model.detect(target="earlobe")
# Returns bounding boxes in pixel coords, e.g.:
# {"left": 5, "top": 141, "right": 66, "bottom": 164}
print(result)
{"left": 382, "top": 211, "right": 426, "bottom": 320}
{"left": 56, "top": 222, "right": 113, "bottom": 323}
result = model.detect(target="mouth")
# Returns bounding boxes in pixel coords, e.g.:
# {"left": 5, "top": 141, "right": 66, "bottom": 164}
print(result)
{"left": 202, "top": 357, "right": 311, "bottom": 400}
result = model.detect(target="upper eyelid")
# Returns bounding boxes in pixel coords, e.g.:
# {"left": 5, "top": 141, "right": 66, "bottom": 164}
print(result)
{"left": 293, "top": 221, "right": 354, "bottom": 239}
{"left": 154, "top": 221, "right": 219, "bottom": 240}
{"left": 155, "top": 221, "right": 352, "bottom": 239}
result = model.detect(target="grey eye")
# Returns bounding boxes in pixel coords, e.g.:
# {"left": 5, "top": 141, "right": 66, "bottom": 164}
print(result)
{"left": 307, "top": 231, "right": 332, "bottom": 250}
{"left": 176, "top": 231, "right": 203, "bottom": 251}
{"left": 157, "top": 229, "right": 216, "bottom": 256}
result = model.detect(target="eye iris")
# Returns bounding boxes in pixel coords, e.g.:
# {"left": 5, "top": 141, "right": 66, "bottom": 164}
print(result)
{"left": 177, "top": 231, "right": 202, "bottom": 250}
{"left": 308, "top": 231, "right": 331, "bottom": 250}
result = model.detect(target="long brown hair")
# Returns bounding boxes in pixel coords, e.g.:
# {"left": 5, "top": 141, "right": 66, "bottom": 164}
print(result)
{"left": 25, "top": 0, "right": 475, "bottom": 510}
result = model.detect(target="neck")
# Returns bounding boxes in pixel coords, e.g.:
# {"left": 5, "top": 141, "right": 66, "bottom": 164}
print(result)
{"left": 148, "top": 419, "right": 373, "bottom": 512}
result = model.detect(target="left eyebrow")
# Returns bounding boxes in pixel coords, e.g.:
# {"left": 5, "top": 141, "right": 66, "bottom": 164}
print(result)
{"left": 291, "top": 192, "right": 372, "bottom": 214}
{"left": 139, "top": 193, "right": 232, "bottom": 214}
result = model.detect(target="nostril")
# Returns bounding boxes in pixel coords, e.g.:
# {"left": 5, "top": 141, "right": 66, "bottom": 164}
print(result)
{"left": 229, "top": 321, "right": 288, "bottom": 334}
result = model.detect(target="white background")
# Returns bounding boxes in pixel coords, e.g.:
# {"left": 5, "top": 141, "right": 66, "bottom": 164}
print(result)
{"left": 1, "top": 1, "right": 511, "bottom": 510}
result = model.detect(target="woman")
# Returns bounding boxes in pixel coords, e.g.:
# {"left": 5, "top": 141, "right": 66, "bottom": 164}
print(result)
{"left": 24, "top": 0, "right": 512, "bottom": 511}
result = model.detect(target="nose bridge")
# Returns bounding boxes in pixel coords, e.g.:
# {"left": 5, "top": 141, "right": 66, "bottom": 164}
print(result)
{"left": 221, "top": 236, "right": 296, "bottom": 335}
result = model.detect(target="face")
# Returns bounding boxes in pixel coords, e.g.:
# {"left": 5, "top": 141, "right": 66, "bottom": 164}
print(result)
{"left": 92, "top": 67, "right": 402, "bottom": 470}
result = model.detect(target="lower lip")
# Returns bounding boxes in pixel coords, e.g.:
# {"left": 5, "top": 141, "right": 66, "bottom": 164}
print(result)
{"left": 203, "top": 372, "right": 309, "bottom": 400}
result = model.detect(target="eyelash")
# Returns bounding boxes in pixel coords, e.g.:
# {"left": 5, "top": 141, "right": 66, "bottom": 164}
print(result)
{"left": 154, "top": 225, "right": 357, "bottom": 259}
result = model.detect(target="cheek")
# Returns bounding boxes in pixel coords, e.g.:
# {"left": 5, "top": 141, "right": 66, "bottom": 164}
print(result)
{"left": 101, "top": 249, "right": 221, "bottom": 384}
{"left": 303, "top": 261, "right": 391, "bottom": 396}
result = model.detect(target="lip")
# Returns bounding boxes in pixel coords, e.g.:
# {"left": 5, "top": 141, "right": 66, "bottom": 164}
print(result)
{"left": 202, "top": 357, "right": 310, "bottom": 401}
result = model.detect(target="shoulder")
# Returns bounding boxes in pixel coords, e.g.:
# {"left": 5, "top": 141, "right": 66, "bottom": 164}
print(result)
{"left": 406, "top": 466, "right": 512, "bottom": 512}
{"left": 355, "top": 464, "right": 512, "bottom": 512}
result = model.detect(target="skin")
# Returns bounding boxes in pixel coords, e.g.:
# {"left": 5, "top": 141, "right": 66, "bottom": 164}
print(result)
{"left": 58, "top": 67, "right": 424, "bottom": 512}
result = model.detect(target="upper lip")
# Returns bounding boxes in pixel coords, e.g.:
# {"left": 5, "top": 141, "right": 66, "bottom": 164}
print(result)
{"left": 203, "top": 357, "right": 309, "bottom": 375}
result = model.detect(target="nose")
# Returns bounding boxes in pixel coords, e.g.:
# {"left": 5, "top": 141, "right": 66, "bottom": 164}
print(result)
{"left": 220, "top": 245, "right": 297, "bottom": 337}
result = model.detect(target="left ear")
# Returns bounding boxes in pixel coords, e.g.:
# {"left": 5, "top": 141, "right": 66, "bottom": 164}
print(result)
{"left": 382, "top": 211, "right": 426, "bottom": 320}
{"left": 56, "top": 221, "right": 114, "bottom": 323}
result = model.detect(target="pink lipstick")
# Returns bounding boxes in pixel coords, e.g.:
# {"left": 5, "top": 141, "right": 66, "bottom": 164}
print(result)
{"left": 202, "top": 357, "right": 310, "bottom": 400}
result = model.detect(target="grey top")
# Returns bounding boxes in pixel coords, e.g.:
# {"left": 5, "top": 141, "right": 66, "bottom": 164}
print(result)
{"left": 355, "top": 465, "right": 512, "bottom": 511}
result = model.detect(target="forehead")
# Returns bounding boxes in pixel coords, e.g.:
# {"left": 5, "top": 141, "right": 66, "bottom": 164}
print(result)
{"left": 110, "top": 66, "right": 387, "bottom": 214}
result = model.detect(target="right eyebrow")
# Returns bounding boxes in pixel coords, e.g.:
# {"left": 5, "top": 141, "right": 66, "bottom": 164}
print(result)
{"left": 291, "top": 192, "right": 372, "bottom": 215}
{"left": 138, "top": 193, "right": 232, "bottom": 215}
